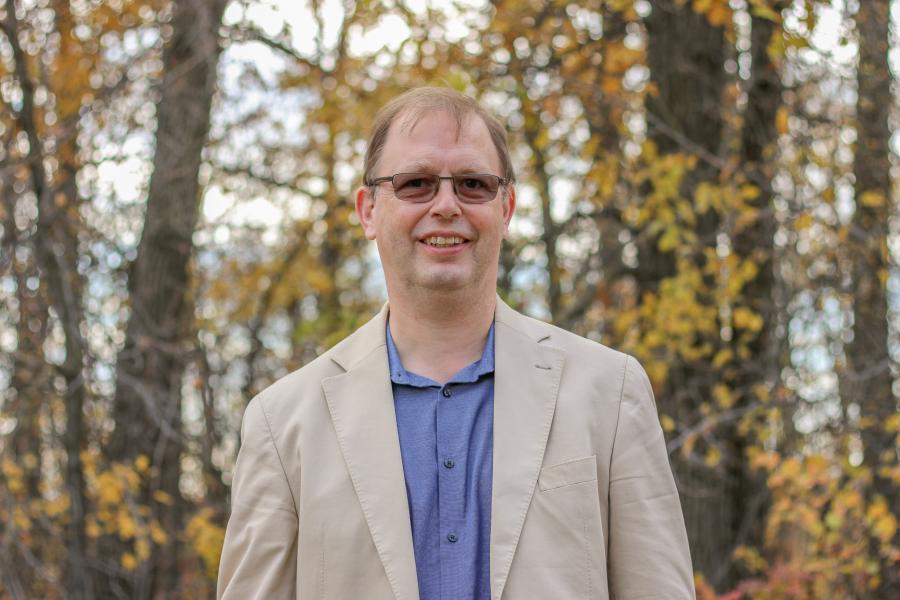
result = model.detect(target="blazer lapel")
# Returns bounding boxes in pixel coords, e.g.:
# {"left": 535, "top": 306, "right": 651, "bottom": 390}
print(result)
{"left": 322, "top": 307, "right": 419, "bottom": 600}
{"left": 490, "top": 300, "right": 565, "bottom": 600}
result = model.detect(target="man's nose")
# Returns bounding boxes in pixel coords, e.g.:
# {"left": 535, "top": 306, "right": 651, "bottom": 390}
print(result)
{"left": 429, "top": 179, "right": 462, "bottom": 218}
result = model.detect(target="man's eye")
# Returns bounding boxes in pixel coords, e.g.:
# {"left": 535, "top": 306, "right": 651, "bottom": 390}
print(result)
{"left": 403, "top": 178, "right": 428, "bottom": 188}
{"left": 461, "top": 178, "right": 484, "bottom": 189}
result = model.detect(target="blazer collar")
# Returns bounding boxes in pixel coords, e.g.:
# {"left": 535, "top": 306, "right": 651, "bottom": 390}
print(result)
{"left": 322, "top": 302, "right": 420, "bottom": 600}
{"left": 491, "top": 299, "right": 565, "bottom": 600}
{"left": 323, "top": 298, "right": 564, "bottom": 600}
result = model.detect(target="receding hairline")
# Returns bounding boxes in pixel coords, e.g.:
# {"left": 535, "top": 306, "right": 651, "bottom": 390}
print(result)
{"left": 382, "top": 108, "right": 499, "bottom": 169}
{"left": 362, "top": 87, "right": 516, "bottom": 185}
{"left": 395, "top": 105, "right": 474, "bottom": 142}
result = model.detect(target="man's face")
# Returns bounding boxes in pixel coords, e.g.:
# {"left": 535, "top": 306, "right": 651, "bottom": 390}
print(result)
{"left": 356, "top": 110, "right": 515, "bottom": 296}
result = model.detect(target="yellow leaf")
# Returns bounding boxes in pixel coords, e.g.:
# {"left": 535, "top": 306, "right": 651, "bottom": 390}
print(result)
{"left": 713, "top": 384, "right": 734, "bottom": 409}
{"left": 681, "top": 432, "right": 698, "bottom": 457}
{"left": 150, "top": 522, "right": 168, "bottom": 545}
{"left": 712, "top": 348, "right": 733, "bottom": 368}
{"left": 187, "top": 509, "right": 226, "bottom": 579}
{"left": 136, "top": 538, "right": 151, "bottom": 561}
{"left": 45, "top": 494, "right": 70, "bottom": 518}
{"left": 794, "top": 212, "right": 813, "bottom": 231}
{"left": 117, "top": 510, "right": 136, "bottom": 540}
{"left": 121, "top": 552, "right": 137, "bottom": 571}
{"left": 752, "top": 383, "right": 770, "bottom": 402}
{"left": 859, "top": 191, "right": 886, "bottom": 208}
{"left": 660, "top": 414, "right": 676, "bottom": 433}
{"left": 97, "top": 472, "right": 123, "bottom": 506}
{"left": 867, "top": 498, "right": 888, "bottom": 521}
{"left": 134, "top": 455, "right": 150, "bottom": 474}
{"left": 874, "top": 514, "right": 897, "bottom": 542}
{"left": 733, "top": 307, "right": 763, "bottom": 332}
{"left": 885, "top": 413, "right": 900, "bottom": 433}
{"left": 706, "top": 4, "right": 732, "bottom": 27}
{"left": 705, "top": 446, "right": 722, "bottom": 467}
{"left": 750, "top": 3, "right": 781, "bottom": 21}
{"left": 153, "top": 490, "right": 174, "bottom": 506}
{"left": 749, "top": 448, "right": 780, "bottom": 471}
{"left": 658, "top": 226, "right": 680, "bottom": 252}
{"left": 775, "top": 106, "right": 789, "bottom": 135}
{"left": 733, "top": 544, "right": 768, "bottom": 571}
{"left": 13, "top": 507, "right": 30, "bottom": 531}
{"left": 781, "top": 456, "right": 801, "bottom": 478}
{"left": 86, "top": 520, "right": 101, "bottom": 539}
{"left": 825, "top": 511, "right": 843, "bottom": 530}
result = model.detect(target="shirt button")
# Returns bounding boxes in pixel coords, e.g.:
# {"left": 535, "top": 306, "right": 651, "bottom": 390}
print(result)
{"left": 442, "top": 388, "right": 452, "bottom": 398}
{"left": 447, "top": 532, "right": 458, "bottom": 543}
{"left": 443, "top": 458, "right": 455, "bottom": 469}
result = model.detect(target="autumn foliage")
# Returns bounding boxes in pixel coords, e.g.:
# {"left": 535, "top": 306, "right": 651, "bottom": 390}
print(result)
{"left": 0, "top": 0, "right": 897, "bottom": 598}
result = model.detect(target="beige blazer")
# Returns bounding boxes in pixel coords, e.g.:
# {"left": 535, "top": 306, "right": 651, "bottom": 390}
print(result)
{"left": 218, "top": 299, "right": 695, "bottom": 599}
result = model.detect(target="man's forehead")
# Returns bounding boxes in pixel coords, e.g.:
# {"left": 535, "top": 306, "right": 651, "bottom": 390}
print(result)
{"left": 392, "top": 107, "right": 484, "bottom": 141}
{"left": 377, "top": 106, "right": 501, "bottom": 174}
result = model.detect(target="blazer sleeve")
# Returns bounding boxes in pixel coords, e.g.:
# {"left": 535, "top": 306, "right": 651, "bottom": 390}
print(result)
{"left": 607, "top": 355, "right": 695, "bottom": 599}
{"left": 217, "top": 397, "right": 298, "bottom": 599}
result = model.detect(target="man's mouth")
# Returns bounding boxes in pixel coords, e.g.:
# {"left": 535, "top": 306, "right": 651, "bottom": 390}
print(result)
{"left": 422, "top": 236, "right": 466, "bottom": 247}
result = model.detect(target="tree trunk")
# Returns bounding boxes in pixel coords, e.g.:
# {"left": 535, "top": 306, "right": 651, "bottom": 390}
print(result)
{"left": 108, "top": 0, "right": 226, "bottom": 597}
{"left": 3, "top": 3, "right": 91, "bottom": 597}
{"left": 643, "top": 0, "right": 732, "bottom": 586}
{"left": 3, "top": 168, "right": 46, "bottom": 599}
{"left": 727, "top": 6, "right": 787, "bottom": 587}
{"left": 840, "top": 2, "right": 896, "bottom": 596}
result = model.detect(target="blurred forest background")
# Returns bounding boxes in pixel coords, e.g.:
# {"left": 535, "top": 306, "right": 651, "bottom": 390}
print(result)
{"left": 0, "top": 0, "right": 898, "bottom": 598}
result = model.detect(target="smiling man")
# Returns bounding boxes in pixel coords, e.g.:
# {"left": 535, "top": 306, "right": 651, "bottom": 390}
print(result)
{"left": 217, "top": 87, "right": 695, "bottom": 600}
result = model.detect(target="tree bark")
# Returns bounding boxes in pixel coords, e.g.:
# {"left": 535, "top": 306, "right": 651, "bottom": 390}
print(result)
{"left": 643, "top": 0, "right": 732, "bottom": 586}
{"left": 840, "top": 2, "right": 896, "bottom": 596}
{"left": 2, "top": 3, "right": 91, "bottom": 597}
{"left": 108, "top": 0, "right": 227, "bottom": 597}
{"left": 727, "top": 6, "right": 788, "bottom": 587}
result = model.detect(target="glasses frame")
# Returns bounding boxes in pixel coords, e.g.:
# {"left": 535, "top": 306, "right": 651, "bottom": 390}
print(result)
{"left": 366, "top": 172, "right": 510, "bottom": 204}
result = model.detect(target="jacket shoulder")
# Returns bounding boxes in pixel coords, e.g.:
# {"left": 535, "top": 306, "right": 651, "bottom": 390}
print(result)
{"left": 498, "top": 305, "right": 629, "bottom": 363}
{"left": 253, "top": 350, "right": 340, "bottom": 406}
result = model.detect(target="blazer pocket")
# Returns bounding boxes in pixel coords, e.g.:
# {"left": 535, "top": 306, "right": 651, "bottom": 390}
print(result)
{"left": 538, "top": 455, "right": 597, "bottom": 492}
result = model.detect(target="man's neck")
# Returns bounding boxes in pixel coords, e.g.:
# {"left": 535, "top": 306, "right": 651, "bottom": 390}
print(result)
{"left": 387, "top": 290, "right": 496, "bottom": 385}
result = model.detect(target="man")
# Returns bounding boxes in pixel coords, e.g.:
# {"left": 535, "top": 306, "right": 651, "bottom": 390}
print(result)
{"left": 218, "top": 87, "right": 695, "bottom": 599}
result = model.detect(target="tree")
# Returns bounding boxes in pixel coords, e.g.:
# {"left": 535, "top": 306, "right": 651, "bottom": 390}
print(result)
{"left": 2, "top": 1, "right": 92, "bottom": 595}
{"left": 726, "top": 0, "right": 790, "bottom": 585}
{"left": 838, "top": 1, "right": 897, "bottom": 596}
{"left": 641, "top": 0, "right": 734, "bottom": 586}
{"left": 107, "top": 0, "right": 227, "bottom": 596}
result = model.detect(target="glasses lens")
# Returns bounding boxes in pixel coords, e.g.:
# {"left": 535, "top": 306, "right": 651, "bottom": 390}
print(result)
{"left": 453, "top": 175, "right": 499, "bottom": 202}
{"left": 392, "top": 173, "right": 438, "bottom": 202}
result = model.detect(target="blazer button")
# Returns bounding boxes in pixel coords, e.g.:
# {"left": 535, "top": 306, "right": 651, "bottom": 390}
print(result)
{"left": 447, "top": 532, "right": 458, "bottom": 543}
{"left": 443, "top": 458, "right": 455, "bottom": 469}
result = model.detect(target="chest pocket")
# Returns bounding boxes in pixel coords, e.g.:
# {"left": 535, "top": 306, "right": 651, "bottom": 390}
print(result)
{"left": 539, "top": 455, "right": 598, "bottom": 491}
{"left": 505, "top": 454, "right": 607, "bottom": 598}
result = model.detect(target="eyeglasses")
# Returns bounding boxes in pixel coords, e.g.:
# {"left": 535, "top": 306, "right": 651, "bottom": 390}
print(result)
{"left": 366, "top": 172, "right": 509, "bottom": 204}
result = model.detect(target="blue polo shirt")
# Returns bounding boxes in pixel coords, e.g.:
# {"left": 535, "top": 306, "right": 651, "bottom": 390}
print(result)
{"left": 386, "top": 321, "right": 494, "bottom": 600}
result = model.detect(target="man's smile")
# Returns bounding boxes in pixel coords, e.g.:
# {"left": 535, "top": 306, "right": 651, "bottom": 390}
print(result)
{"left": 421, "top": 235, "right": 467, "bottom": 247}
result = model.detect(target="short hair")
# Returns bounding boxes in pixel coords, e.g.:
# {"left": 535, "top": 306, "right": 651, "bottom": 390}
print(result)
{"left": 362, "top": 87, "right": 515, "bottom": 185}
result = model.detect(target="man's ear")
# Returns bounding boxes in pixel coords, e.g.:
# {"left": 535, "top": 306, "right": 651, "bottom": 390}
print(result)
{"left": 355, "top": 185, "right": 377, "bottom": 240}
{"left": 502, "top": 184, "right": 516, "bottom": 238}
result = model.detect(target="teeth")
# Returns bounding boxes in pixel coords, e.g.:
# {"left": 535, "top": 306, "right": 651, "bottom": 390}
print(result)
{"left": 425, "top": 236, "right": 464, "bottom": 247}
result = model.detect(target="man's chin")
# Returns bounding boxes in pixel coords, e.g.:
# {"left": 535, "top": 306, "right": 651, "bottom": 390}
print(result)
{"left": 414, "top": 270, "right": 477, "bottom": 293}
